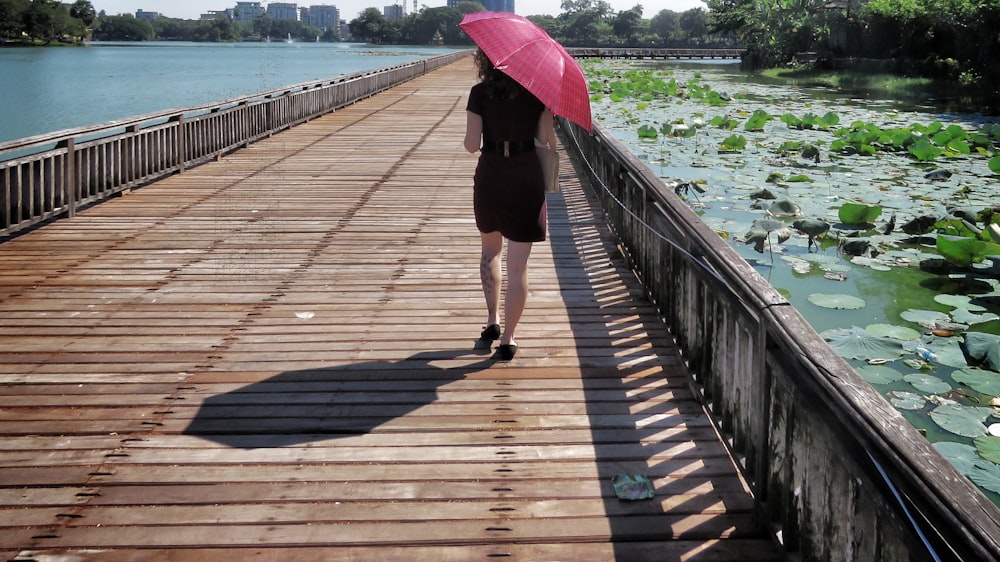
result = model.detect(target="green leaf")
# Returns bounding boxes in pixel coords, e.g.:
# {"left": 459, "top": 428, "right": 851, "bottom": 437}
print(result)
{"left": 637, "top": 124, "right": 658, "bottom": 139}
{"left": 809, "top": 293, "right": 867, "bottom": 310}
{"left": 909, "top": 138, "right": 943, "bottom": 161}
{"left": 903, "top": 373, "right": 951, "bottom": 394}
{"left": 953, "top": 368, "right": 1000, "bottom": 396}
{"left": 989, "top": 155, "right": 1000, "bottom": 174}
{"left": 976, "top": 436, "right": 1000, "bottom": 464}
{"left": 936, "top": 235, "right": 1000, "bottom": 267}
{"left": 838, "top": 201, "right": 882, "bottom": 225}
{"left": 929, "top": 404, "right": 991, "bottom": 437}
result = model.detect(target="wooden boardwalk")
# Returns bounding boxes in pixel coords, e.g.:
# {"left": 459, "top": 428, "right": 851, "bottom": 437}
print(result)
{"left": 0, "top": 60, "right": 782, "bottom": 561}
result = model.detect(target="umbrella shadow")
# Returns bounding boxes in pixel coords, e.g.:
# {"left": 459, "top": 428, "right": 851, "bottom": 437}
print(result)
{"left": 183, "top": 347, "right": 495, "bottom": 449}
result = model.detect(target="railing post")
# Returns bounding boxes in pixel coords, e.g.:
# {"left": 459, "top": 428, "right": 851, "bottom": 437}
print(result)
{"left": 170, "top": 115, "right": 186, "bottom": 173}
{"left": 58, "top": 138, "right": 77, "bottom": 218}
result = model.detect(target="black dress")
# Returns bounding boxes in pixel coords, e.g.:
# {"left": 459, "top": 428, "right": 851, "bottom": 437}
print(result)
{"left": 467, "top": 81, "right": 547, "bottom": 243}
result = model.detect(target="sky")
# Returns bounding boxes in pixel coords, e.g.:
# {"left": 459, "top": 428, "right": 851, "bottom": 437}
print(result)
{"left": 90, "top": 0, "right": 707, "bottom": 23}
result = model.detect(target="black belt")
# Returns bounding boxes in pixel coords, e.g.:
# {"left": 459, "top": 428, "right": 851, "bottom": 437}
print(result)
{"left": 481, "top": 139, "right": 534, "bottom": 157}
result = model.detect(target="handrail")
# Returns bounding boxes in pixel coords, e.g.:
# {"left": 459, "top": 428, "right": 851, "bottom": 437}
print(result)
{"left": 559, "top": 117, "right": 1000, "bottom": 562}
{"left": 1, "top": 50, "right": 472, "bottom": 238}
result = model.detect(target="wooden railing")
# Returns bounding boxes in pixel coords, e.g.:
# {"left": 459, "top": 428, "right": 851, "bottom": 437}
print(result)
{"left": 559, "top": 119, "right": 1000, "bottom": 562}
{"left": 0, "top": 50, "right": 470, "bottom": 238}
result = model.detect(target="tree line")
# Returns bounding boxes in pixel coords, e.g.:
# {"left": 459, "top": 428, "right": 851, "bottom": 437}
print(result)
{"left": 347, "top": 1, "right": 720, "bottom": 47}
{"left": 706, "top": 0, "right": 1000, "bottom": 87}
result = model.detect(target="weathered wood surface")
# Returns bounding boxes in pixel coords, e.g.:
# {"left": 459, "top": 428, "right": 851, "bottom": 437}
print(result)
{"left": 0, "top": 60, "right": 781, "bottom": 560}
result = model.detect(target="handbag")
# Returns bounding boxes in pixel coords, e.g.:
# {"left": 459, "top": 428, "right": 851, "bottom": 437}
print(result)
{"left": 535, "top": 139, "right": 560, "bottom": 193}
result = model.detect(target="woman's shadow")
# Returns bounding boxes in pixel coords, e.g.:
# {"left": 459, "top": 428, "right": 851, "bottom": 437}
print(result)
{"left": 183, "top": 347, "right": 496, "bottom": 449}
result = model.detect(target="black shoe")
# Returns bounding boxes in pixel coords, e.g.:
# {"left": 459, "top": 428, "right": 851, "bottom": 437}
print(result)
{"left": 480, "top": 324, "right": 501, "bottom": 341}
{"left": 495, "top": 344, "right": 517, "bottom": 362}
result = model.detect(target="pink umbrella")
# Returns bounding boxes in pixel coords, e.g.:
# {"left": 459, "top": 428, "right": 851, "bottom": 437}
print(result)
{"left": 459, "top": 11, "right": 592, "bottom": 132}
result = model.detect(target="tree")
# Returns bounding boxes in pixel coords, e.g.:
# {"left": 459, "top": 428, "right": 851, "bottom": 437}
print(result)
{"left": 678, "top": 7, "right": 707, "bottom": 39}
{"left": 69, "top": 0, "right": 94, "bottom": 27}
{"left": 0, "top": 0, "right": 29, "bottom": 40}
{"left": 612, "top": 5, "right": 643, "bottom": 44}
{"left": 92, "top": 14, "right": 153, "bottom": 41}
{"left": 23, "top": 0, "right": 84, "bottom": 43}
{"left": 349, "top": 7, "right": 388, "bottom": 43}
{"left": 649, "top": 9, "right": 680, "bottom": 44}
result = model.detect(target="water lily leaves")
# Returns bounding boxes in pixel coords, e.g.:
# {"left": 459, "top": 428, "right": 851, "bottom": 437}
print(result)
{"left": 990, "top": 155, "right": 1000, "bottom": 174}
{"left": 637, "top": 124, "right": 658, "bottom": 139}
{"left": 936, "top": 235, "right": 1000, "bottom": 268}
{"left": 934, "top": 294, "right": 987, "bottom": 312}
{"left": 821, "top": 326, "right": 902, "bottom": 360}
{"left": 809, "top": 293, "right": 866, "bottom": 310}
{"left": 858, "top": 364, "right": 905, "bottom": 385}
{"left": 888, "top": 390, "right": 926, "bottom": 410}
{"left": 865, "top": 323, "right": 921, "bottom": 340}
{"left": 952, "top": 368, "right": 1000, "bottom": 396}
{"left": 900, "top": 309, "right": 951, "bottom": 328}
{"left": 768, "top": 200, "right": 801, "bottom": 217}
{"left": 924, "top": 169, "right": 953, "bottom": 181}
{"left": 720, "top": 134, "right": 747, "bottom": 152}
{"left": 929, "top": 403, "right": 992, "bottom": 437}
{"left": 976, "top": 436, "right": 1000, "bottom": 464}
{"left": 962, "top": 332, "right": 1000, "bottom": 372}
{"left": 934, "top": 442, "right": 1000, "bottom": 494}
{"left": 838, "top": 201, "right": 883, "bottom": 225}
{"left": 904, "top": 373, "right": 952, "bottom": 394}
{"left": 744, "top": 218, "right": 792, "bottom": 253}
{"left": 901, "top": 215, "right": 939, "bottom": 235}
{"left": 909, "top": 138, "right": 944, "bottom": 161}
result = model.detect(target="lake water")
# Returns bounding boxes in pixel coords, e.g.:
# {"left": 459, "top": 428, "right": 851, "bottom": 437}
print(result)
{"left": 0, "top": 41, "right": 464, "bottom": 143}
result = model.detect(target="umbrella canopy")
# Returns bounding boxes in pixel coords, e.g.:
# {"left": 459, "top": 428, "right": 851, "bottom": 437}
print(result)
{"left": 459, "top": 11, "right": 592, "bottom": 132}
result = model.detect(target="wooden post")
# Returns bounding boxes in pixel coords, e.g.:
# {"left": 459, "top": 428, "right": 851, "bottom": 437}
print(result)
{"left": 58, "top": 138, "right": 77, "bottom": 218}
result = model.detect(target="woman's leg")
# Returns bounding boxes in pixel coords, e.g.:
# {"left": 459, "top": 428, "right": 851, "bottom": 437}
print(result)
{"left": 501, "top": 240, "right": 533, "bottom": 346}
{"left": 480, "top": 231, "right": 503, "bottom": 328}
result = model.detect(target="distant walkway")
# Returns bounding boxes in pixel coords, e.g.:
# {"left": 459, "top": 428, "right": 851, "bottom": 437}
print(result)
{"left": 0, "top": 59, "right": 781, "bottom": 560}
{"left": 568, "top": 47, "right": 745, "bottom": 59}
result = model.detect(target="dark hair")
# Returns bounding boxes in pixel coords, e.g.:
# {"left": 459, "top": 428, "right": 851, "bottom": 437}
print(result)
{"left": 474, "top": 48, "right": 526, "bottom": 100}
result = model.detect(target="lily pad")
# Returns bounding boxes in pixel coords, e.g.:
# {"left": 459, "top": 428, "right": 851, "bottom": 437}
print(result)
{"left": 928, "top": 403, "right": 992, "bottom": 438}
{"left": 952, "top": 369, "right": 1000, "bottom": 396}
{"left": 888, "top": 390, "right": 927, "bottom": 410}
{"left": 821, "top": 326, "right": 904, "bottom": 361}
{"left": 934, "top": 442, "right": 1000, "bottom": 495}
{"left": 976, "top": 436, "right": 1000, "bottom": 464}
{"left": 857, "top": 364, "right": 904, "bottom": 385}
{"left": 808, "top": 293, "right": 866, "bottom": 310}
{"left": 903, "top": 373, "right": 952, "bottom": 394}
{"left": 900, "top": 309, "right": 951, "bottom": 328}
{"left": 865, "top": 323, "right": 921, "bottom": 340}
{"left": 934, "top": 294, "right": 987, "bottom": 312}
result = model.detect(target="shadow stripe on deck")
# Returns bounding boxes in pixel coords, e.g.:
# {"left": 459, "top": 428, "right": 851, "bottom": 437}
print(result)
{"left": 0, "top": 60, "right": 782, "bottom": 561}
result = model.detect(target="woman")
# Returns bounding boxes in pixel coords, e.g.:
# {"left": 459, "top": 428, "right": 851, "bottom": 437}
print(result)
{"left": 463, "top": 49, "right": 556, "bottom": 362}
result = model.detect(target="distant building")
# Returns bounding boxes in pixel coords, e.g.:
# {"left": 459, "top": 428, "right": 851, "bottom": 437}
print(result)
{"left": 233, "top": 2, "right": 265, "bottom": 22}
{"left": 383, "top": 4, "right": 404, "bottom": 20}
{"left": 267, "top": 2, "right": 299, "bottom": 21}
{"left": 447, "top": 0, "right": 514, "bottom": 11}
{"left": 200, "top": 10, "right": 231, "bottom": 20}
{"left": 306, "top": 5, "right": 340, "bottom": 31}
{"left": 135, "top": 9, "right": 160, "bottom": 20}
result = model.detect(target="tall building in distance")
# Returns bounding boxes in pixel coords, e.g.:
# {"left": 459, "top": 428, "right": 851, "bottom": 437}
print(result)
{"left": 267, "top": 2, "right": 299, "bottom": 20}
{"left": 232, "top": 2, "right": 265, "bottom": 22}
{"left": 305, "top": 5, "right": 340, "bottom": 31}
{"left": 383, "top": 3, "right": 405, "bottom": 20}
{"left": 447, "top": 0, "right": 514, "bottom": 11}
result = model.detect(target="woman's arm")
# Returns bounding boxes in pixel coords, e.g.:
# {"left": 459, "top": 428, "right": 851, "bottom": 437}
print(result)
{"left": 464, "top": 111, "right": 483, "bottom": 153}
{"left": 536, "top": 108, "right": 556, "bottom": 148}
